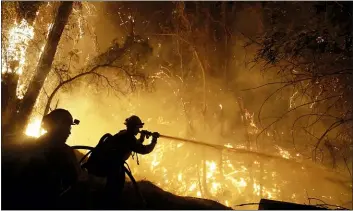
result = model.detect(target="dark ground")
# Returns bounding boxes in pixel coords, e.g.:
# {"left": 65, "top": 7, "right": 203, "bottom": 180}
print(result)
{"left": 1, "top": 142, "right": 231, "bottom": 210}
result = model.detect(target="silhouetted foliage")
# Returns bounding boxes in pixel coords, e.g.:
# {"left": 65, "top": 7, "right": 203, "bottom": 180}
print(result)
{"left": 248, "top": 2, "right": 352, "bottom": 172}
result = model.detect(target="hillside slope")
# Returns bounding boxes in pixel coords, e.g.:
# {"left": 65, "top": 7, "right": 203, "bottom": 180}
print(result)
{"left": 2, "top": 145, "right": 231, "bottom": 210}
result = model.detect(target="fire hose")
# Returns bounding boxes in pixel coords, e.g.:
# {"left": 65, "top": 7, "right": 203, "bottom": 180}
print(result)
{"left": 150, "top": 133, "right": 289, "bottom": 162}
{"left": 71, "top": 144, "right": 146, "bottom": 207}
{"left": 72, "top": 131, "right": 299, "bottom": 164}
{"left": 70, "top": 131, "right": 351, "bottom": 209}
{"left": 70, "top": 131, "right": 309, "bottom": 207}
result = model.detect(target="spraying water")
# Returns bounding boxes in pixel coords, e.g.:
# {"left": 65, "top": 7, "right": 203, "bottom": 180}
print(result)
{"left": 75, "top": 131, "right": 351, "bottom": 184}
{"left": 72, "top": 131, "right": 351, "bottom": 209}
{"left": 160, "top": 134, "right": 294, "bottom": 161}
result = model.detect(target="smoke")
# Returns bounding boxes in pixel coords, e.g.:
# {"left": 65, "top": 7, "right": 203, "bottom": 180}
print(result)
{"left": 55, "top": 51, "right": 351, "bottom": 209}
{"left": 14, "top": 2, "right": 352, "bottom": 209}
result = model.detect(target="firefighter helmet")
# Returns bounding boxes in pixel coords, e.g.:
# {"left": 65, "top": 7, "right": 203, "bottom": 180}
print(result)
{"left": 124, "top": 115, "right": 144, "bottom": 128}
{"left": 42, "top": 109, "right": 79, "bottom": 131}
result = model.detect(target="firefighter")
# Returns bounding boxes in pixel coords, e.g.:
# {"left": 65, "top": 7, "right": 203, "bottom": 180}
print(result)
{"left": 22, "top": 109, "right": 106, "bottom": 209}
{"left": 84, "top": 115, "right": 159, "bottom": 206}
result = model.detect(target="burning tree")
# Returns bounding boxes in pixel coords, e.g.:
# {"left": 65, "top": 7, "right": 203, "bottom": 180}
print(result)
{"left": 2, "top": 2, "right": 351, "bottom": 209}
{"left": 1, "top": 2, "right": 152, "bottom": 143}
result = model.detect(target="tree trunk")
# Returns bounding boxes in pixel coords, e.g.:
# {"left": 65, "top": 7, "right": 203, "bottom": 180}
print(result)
{"left": 221, "top": 2, "right": 228, "bottom": 83}
{"left": 14, "top": 2, "right": 73, "bottom": 136}
{"left": 1, "top": 73, "right": 20, "bottom": 141}
{"left": 2, "top": 2, "right": 40, "bottom": 141}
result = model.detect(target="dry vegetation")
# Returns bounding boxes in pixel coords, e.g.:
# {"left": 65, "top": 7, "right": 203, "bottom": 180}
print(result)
{"left": 1, "top": 2, "right": 352, "bottom": 209}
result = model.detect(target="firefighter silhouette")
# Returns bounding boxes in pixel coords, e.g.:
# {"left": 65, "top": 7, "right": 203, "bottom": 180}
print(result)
{"left": 21, "top": 109, "right": 105, "bottom": 208}
{"left": 83, "top": 115, "right": 159, "bottom": 205}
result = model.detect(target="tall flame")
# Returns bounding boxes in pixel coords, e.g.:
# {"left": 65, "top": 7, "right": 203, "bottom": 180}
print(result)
{"left": 2, "top": 19, "right": 34, "bottom": 75}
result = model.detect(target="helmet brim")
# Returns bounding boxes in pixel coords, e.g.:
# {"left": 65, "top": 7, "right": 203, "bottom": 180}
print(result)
{"left": 136, "top": 123, "right": 144, "bottom": 128}
{"left": 125, "top": 123, "right": 144, "bottom": 128}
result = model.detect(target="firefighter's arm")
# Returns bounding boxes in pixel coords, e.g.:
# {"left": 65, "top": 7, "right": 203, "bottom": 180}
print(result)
{"left": 131, "top": 132, "right": 159, "bottom": 154}
{"left": 138, "top": 131, "right": 147, "bottom": 143}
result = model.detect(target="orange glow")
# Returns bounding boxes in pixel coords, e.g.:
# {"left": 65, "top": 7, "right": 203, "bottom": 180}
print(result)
{"left": 14, "top": 3, "right": 351, "bottom": 209}
{"left": 2, "top": 19, "right": 34, "bottom": 75}
{"left": 25, "top": 117, "right": 46, "bottom": 138}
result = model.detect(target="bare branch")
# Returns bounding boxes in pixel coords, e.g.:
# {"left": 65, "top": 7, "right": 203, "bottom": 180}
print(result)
{"left": 257, "top": 94, "right": 342, "bottom": 142}
{"left": 313, "top": 118, "right": 353, "bottom": 161}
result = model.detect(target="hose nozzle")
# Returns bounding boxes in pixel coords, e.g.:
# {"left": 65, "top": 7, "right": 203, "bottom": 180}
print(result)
{"left": 140, "top": 130, "right": 152, "bottom": 138}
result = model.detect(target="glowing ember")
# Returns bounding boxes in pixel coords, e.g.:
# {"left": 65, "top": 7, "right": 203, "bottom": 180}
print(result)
{"left": 206, "top": 160, "right": 217, "bottom": 179}
{"left": 276, "top": 146, "right": 291, "bottom": 159}
{"left": 150, "top": 154, "right": 160, "bottom": 170}
{"left": 196, "top": 191, "right": 201, "bottom": 197}
{"left": 210, "top": 182, "right": 221, "bottom": 193}
{"left": 244, "top": 109, "right": 259, "bottom": 134}
{"left": 177, "top": 143, "right": 183, "bottom": 148}
{"left": 236, "top": 177, "right": 247, "bottom": 187}
{"left": 253, "top": 183, "right": 261, "bottom": 196}
{"left": 188, "top": 182, "right": 197, "bottom": 192}
{"left": 266, "top": 191, "right": 273, "bottom": 199}
{"left": 225, "top": 200, "right": 229, "bottom": 207}
{"left": 73, "top": 8, "right": 84, "bottom": 39}
{"left": 207, "top": 161, "right": 217, "bottom": 171}
{"left": 46, "top": 23, "right": 53, "bottom": 38}
{"left": 177, "top": 172, "right": 182, "bottom": 181}
{"left": 16, "top": 84, "right": 26, "bottom": 99}
{"left": 289, "top": 91, "right": 298, "bottom": 108}
{"left": 224, "top": 143, "right": 233, "bottom": 148}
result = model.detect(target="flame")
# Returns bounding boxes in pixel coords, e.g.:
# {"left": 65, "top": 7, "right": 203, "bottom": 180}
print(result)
{"left": 2, "top": 19, "right": 34, "bottom": 75}
{"left": 310, "top": 85, "right": 323, "bottom": 109}
{"left": 16, "top": 84, "right": 26, "bottom": 99}
{"left": 244, "top": 109, "right": 259, "bottom": 134}
{"left": 22, "top": 108, "right": 349, "bottom": 208}
{"left": 25, "top": 117, "right": 46, "bottom": 138}
{"left": 46, "top": 23, "right": 53, "bottom": 38}
{"left": 2, "top": 19, "right": 37, "bottom": 100}
{"left": 225, "top": 200, "right": 229, "bottom": 207}
{"left": 188, "top": 182, "right": 197, "bottom": 192}
{"left": 128, "top": 136, "right": 295, "bottom": 208}
{"left": 150, "top": 153, "right": 160, "bottom": 170}
{"left": 276, "top": 146, "right": 291, "bottom": 159}
{"left": 253, "top": 183, "right": 261, "bottom": 196}
{"left": 289, "top": 91, "right": 298, "bottom": 108}
{"left": 73, "top": 8, "right": 84, "bottom": 39}
{"left": 224, "top": 143, "right": 233, "bottom": 148}
{"left": 196, "top": 191, "right": 202, "bottom": 197}
{"left": 13, "top": 3, "right": 349, "bottom": 209}
{"left": 210, "top": 182, "right": 221, "bottom": 193}
{"left": 177, "top": 172, "right": 182, "bottom": 181}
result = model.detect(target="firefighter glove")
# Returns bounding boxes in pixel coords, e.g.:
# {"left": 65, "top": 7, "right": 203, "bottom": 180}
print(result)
{"left": 152, "top": 132, "right": 160, "bottom": 139}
